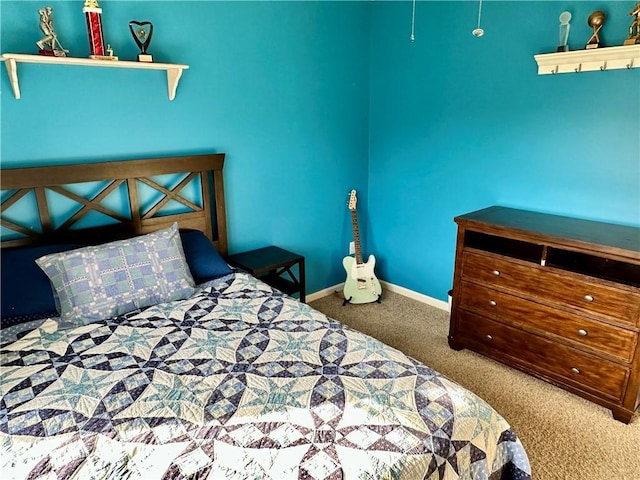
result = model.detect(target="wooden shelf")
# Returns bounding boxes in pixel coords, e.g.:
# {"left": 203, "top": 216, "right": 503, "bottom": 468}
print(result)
{"left": 534, "top": 44, "right": 640, "bottom": 75}
{"left": 0, "top": 53, "right": 189, "bottom": 100}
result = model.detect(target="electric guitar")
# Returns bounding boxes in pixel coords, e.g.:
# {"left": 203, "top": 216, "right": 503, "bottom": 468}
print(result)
{"left": 342, "top": 190, "right": 382, "bottom": 304}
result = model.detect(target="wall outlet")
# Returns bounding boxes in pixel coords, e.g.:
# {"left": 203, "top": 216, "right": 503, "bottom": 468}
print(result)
{"left": 349, "top": 241, "right": 355, "bottom": 255}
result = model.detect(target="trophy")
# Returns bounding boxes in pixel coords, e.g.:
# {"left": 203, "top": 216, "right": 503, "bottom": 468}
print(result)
{"left": 557, "top": 11, "right": 571, "bottom": 52}
{"left": 585, "top": 11, "right": 606, "bottom": 49}
{"left": 83, "top": 1, "right": 117, "bottom": 60}
{"left": 129, "top": 21, "right": 154, "bottom": 62}
{"left": 36, "top": 6, "right": 67, "bottom": 57}
{"left": 624, "top": 2, "right": 640, "bottom": 45}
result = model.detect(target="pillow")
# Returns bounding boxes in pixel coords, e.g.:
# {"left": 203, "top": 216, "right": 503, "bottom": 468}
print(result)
{"left": 36, "top": 223, "right": 196, "bottom": 327}
{"left": 179, "top": 229, "right": 232, "bottom": 283}
{"left": 1, "top": 243, "right": 81, "bottom": 327}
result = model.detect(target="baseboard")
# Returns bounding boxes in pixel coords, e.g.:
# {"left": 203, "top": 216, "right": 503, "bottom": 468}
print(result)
{"left": 306, "top": 284, "right": 344, "bottom": 303}
{"left": 307, "top": 281, "right": 450, "bottom": 312}
{"left": 380, "top": 281, "right": 450, "bottom": 312}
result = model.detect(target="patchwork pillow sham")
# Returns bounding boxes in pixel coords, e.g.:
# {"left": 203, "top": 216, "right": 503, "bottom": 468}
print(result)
{"left": 179, "top": 229, "right": 232, "bottom": 283}
{"left": 36, "top": 223, "right": 196, "bottom": 328}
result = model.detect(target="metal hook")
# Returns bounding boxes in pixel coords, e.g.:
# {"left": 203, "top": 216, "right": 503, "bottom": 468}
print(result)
{"left": 600, "top": 61, "right": 607, "bottom": 71}
{"left": 552, "top": 65, "right": 559, "bottom": 74}
{"left": 574, "top": 63, "right": 582, "bottom": 73}
{"left": 627, "top": 58, "right": 634, "bottom": 69}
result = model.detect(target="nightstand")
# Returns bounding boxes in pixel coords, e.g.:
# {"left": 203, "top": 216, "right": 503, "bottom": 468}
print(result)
{"left": 228, "top": 246, "right": 306, "bottom": 302}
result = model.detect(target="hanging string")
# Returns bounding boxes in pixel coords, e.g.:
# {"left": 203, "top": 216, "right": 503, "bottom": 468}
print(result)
{"left": 472, "top": 0, "right": 485, "bottom": 37}
{"left": 410, "top": 0, "right": 416, "bottom": 41}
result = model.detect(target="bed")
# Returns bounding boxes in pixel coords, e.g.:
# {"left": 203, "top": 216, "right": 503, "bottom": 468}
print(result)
{"left": 0, "top": 153, "right": 531, "bottom": 479}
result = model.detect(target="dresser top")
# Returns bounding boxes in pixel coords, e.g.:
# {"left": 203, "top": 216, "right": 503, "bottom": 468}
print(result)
{"left": 455, "top": 206, "right": 640, "bottom": 257}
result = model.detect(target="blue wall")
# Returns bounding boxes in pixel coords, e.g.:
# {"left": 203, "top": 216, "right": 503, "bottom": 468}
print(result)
{"left": 0, "top": 1, "right": 372, "bottom": 295}
{"left": 2, "top": 1, "right": 639, "bottom": 301}
{"left": 368, "top": 1, "right": 640, "bottom": 301}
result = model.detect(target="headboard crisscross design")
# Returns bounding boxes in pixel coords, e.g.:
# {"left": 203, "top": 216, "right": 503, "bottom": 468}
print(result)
{"left": 47, "top": 180, "right": 131, "bottom": 231}
{"left": 0, "top": 153, "right": 227, "bottom": 255}
{"left": 138, "top": 174, "right": 202, "bottom": 220}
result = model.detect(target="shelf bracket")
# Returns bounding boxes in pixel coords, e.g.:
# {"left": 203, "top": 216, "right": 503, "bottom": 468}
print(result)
{"left": 166, "top": 67, "right": 184, "bottom": 101}
{"left": 3, "top": 57, "right": 20, "bottom": 99}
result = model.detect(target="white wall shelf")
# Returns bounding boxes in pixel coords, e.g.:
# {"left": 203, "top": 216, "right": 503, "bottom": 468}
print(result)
{"left": 534, "top": 44, "right": 640, "bottom": 75}
{"left": 0, "top": 53, "right": 189, "bottom": 100}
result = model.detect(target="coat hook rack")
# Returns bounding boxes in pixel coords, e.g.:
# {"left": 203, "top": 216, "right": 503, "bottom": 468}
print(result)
{"left": 534, "top": 45, "right": 639, "bottom": 75}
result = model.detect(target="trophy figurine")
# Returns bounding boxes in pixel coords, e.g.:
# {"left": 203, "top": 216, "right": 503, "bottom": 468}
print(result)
{"left": 557, "top": 11, "right": 572, "bottom": 52}
{"left": 129, "top": 21, "right": 154, "bottom": 62}
{"left": 36, "top": 6, "right": 68, "bottom": 57}
{"left": 585, "top": 11, "right": 606, "bottom": 49}
{"left": 624, "top": 2, "right": 640, "bottom": 45}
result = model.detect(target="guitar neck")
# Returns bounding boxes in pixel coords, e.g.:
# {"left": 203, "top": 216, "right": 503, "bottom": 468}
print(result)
{"left": 351, "top": 209, "right": 364, "bottom": 264}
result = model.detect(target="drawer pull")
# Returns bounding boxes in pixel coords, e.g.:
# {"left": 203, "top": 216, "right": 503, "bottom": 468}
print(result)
{"left": 489, "top": 300, "right": 497, "bottom": 306}
{"left": 577, "top": 329, "right": 588, "bottom": 337}
{"left": 583, "top": 294, "right": 594, "bottom": 302}
{"left": 570, "top": 367, "right": 580, "bottom": 375}
{"left": 485, "top": 334, "right": 493, "bottom": 341}
{"left": 492, "top": 270, "right": 500, "bottom": 276}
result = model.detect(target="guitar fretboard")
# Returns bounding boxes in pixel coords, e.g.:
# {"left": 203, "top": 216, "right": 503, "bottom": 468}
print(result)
{"left": 350, "top": 209, "right": 363, "bottom": 265}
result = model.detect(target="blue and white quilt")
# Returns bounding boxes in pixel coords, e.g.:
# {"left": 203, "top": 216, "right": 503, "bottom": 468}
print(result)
{"left": 1, "top": 272, "right": 531, "bottom": 479}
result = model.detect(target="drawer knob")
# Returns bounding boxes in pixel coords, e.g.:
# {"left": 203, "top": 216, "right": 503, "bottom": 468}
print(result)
{"left": 583, "top": 294, "right": 594, "bottom": 302}
{"left": 485, "top": 334, "right": 493, "bottom": 341}
{"left": 489, "top": 300, "right": 497, "bottom": 306}
{"left": 571, "top": 367, "right": 580, "bottom": 375}
{"left": 577, "top": 329, "right": 588, "bottom": 337}
{"left": 492, "top": 270, "right": 500, "bottom": 276}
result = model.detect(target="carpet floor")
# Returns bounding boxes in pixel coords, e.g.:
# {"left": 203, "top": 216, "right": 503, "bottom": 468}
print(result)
{"left": 310, "top": 290, "right": 640, "bottom": 480}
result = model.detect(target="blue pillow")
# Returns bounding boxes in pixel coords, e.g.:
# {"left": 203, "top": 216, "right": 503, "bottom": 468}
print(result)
{"left": 179, "top": 230, "right": 232, "bottom": 283}
{"left": 1, "top": 243, "right": 81, "bottom": 326}
{"left": 36, "top": 223, "right": 196, "bottom": 328}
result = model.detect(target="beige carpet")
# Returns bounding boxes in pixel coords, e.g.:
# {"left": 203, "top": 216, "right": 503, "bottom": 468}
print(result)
{"left": 310, "top": 290, "right": 640, "bottom": 480}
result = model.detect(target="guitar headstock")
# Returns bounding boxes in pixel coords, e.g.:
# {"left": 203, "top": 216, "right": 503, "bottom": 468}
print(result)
{"left": 348, "top": 190, "right": 357, "bottom": 211}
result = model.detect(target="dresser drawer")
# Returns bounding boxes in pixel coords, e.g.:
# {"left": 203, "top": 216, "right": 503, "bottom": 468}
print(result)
{"left": 462, "top": 250, "right": 640, "bottom": 326}
{"left": 459, "top": 281, "right": 638, "bottom": 363}
{"left": 456, "top": 310, "right": 629, "bottom": 401}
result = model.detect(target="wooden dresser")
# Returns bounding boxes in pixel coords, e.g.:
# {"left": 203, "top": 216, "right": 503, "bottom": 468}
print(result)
{"left": 448, "top": 206, "right": 640, "bottom": 423}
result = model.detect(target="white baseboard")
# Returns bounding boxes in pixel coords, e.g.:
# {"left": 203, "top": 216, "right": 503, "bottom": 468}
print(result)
{"left": 307, "top": 281, "right": 450, "bottom": 312}
{"left": 380, "top": 281, "right": 450, "bottom": 312}
{"left": 306, "top": 284, "right": 344, "bottom": 303}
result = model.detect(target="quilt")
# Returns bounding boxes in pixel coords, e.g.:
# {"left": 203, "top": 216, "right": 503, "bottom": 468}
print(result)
{"left": 1, "top": 272, "right": 531, "bottom": 479}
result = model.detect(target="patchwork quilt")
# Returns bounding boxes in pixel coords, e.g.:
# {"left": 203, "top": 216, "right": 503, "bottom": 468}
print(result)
{"left": 1, "top": 272, "right": 531, "bottom": 479}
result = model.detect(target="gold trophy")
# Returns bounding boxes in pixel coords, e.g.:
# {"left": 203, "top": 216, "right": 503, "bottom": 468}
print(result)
{"left": 624, "top": 2, "right": 640, "bottom": 45}
{"left": 585, "top": 11, "right": 606, "bottom": 49}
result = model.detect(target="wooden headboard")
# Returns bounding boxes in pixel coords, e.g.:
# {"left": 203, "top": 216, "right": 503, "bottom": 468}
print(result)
{"left": 0, "top": 153, "right": 228, "bottom": 255}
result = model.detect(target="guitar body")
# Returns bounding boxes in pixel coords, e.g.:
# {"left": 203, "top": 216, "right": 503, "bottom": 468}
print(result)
{"left": 342, "top": 254, "right": 382, "bottom": 304}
